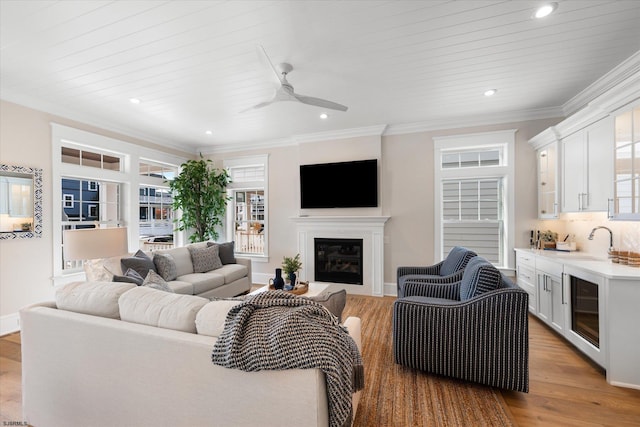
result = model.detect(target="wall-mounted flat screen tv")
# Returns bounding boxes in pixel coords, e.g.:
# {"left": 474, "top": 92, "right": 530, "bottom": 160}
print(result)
{"left": 300, "top": 159, "right": 378, "bottom": 208}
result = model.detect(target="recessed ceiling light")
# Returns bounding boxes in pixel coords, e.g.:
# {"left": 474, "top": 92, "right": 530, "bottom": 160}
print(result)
{"left": 129, "top": 98, "right": 141, "bottom": 104}
{"left": 320, "top": 113, "right": 329, "bottom": 119}
{"left": 534, "top": 2, "right": 557, "bottom": 18}
{"left": 484, "top": 89, "right": 497, "bottom": 97}
{"left": 205, "top": 130, "right": 213, "bottom": 135}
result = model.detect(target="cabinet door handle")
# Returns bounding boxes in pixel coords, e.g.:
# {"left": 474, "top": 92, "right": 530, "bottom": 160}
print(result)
{"left": 607, "top": 198, "right": 614, "bottom": 219}
{"left": 578, "top": 194, "right": 582, "bottom": 211}
{"left": 561, "top": 278, "right": 565, "bottom": 305}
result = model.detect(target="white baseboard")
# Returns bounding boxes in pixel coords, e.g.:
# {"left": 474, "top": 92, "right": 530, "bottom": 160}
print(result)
{"left": 252, "top": 272, "right": 272, "bottom": 286}
{"left": 383, "top": 282, "right": 397, "bottom": 297}
{"left": 0, "top": 312, "right": 20, "bottom": 336}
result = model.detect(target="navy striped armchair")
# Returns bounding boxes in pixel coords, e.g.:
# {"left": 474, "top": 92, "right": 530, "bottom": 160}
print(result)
{"left": 393, "top": 257, "right": 529, "bottom": 392}
{"left": 397, "top": 246, "right": 477, "bottom": 298}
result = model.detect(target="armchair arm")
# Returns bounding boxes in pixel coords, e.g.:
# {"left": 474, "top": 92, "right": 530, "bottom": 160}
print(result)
{"left": 401, "top": 279, "right": 461, "bottom": 299}
{"left": 392, "top": 288, "right": 529, "bottom": 392}
{"left": 397, "top": 261, "right": 444, "bottom": 278}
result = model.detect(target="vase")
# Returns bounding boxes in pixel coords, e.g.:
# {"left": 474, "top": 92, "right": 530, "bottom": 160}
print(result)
{"left": 288, "top": 272, "right": 297, "bottom": 287}
{"left": 269, "top": 268, "right": 285, "bottom": 290}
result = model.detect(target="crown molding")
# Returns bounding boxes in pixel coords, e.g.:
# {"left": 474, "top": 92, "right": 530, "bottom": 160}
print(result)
{"left": 563, "top": 50, "right": 640, "bottom": 116}
{"left": 528, "top": 127, "right": 561, "bottom": 150}
{"left": 201, "top": 124, "right": 389, "bottom": 154}
{"left": 198, "top": 136, "right": 295, "bottom": 155}
{"left": 293, "top": 124, "right": 388, "bottom": 144}
{"left": 384, "top": 106, "right": 563, "bottom": 137}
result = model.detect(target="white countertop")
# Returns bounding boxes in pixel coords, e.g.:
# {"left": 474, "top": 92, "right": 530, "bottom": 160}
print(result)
{"left": 515, "top": 248, "right": 640, "bottom": 280}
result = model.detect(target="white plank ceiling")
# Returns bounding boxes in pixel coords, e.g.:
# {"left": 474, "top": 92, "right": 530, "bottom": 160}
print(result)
{"left": 1, "top": 0, "right": 640, "bottom": 152}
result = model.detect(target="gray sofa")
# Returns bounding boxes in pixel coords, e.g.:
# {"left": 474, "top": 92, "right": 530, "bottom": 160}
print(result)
{"left": 93, "top": 241, "right": 252, "bottom": 299}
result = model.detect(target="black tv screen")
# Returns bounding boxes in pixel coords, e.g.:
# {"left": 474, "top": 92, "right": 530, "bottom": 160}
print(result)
{"left": 300, "top": 159, "right": 378, "bottom": 208}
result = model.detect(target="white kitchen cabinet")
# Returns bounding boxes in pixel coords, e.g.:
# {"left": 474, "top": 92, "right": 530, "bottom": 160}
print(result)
{"left": 561, "top": 116, "right": 614, "bottom": 212}
{"left": 538, "top": 142, "right": 558, "bottom": 218}
{"left": 515, "top": 250, "right": 536, "bottom": 312}
{"left": 535, "top": 258, "right": 566, "bottom": 334}
{"left": 611, "top": 105, "right": 640, "bottom": 220}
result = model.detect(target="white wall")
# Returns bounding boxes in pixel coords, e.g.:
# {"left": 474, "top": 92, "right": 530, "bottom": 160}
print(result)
{"left": 0, "top": 100, "right": 192, "bottom": 334}
{"left": 211, "top": 117, "right": 562, "bottom": 286}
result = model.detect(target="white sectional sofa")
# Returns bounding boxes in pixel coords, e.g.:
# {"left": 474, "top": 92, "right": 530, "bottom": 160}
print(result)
{"left": 20, "top": 282, "right": 362, "bottom": 427}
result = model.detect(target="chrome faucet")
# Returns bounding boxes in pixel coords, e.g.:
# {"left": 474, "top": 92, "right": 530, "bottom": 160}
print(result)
{"left": 588, "top": 226, "right": 614, "bottom": 250}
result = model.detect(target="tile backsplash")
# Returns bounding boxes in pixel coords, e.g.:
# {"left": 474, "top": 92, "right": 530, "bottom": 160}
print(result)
{"left": 535, "top": 212, "right": 640, "bottom": 257}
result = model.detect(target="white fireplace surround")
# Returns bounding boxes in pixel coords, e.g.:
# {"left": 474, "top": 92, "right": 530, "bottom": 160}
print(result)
{"left": 291, "top": 216, "right": 390, "bottom": 296}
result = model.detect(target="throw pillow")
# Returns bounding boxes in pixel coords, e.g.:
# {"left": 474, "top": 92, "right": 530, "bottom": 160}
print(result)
{"left": 208, "top": 241, "right": 236, "bottom": 265}
{"left": 142, "top": 270, "right": 174, "bottom": 293}
{"left": 188, "top": 244, "right": 222, "bottom": 273}
{"left": 153, "top": 252, "right": 178, "bottom": 281}
{"left": 121, "top": 250, "right": 156, "bottom": 278}
{"left": 459, "top": 257, "right": 501, "bottom": 301}
{"left": 309, "top": 289, "right": 347, "bottom": 323}
{"left": 113, "top": 268, "right": 144, "bottom": 286}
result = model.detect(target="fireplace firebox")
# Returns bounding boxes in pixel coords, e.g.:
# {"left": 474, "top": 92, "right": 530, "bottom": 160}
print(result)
{"left": 314, "top": 238, "right": 363, "bottom": 285}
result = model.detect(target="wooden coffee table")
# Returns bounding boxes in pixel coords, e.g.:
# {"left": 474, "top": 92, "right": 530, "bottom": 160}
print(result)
{"left": 249, "top": 282, "right": 329, "bottom": 298}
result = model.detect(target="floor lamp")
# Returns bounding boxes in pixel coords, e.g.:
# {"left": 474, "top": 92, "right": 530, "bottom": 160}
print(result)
{"left": 63, "top": 227, "right": 129, "bottom": 281}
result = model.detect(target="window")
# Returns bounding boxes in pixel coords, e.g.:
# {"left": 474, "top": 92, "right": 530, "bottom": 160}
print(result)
{"left": 434, "top": 130, "right": 515, "bottom": 268}
{"left": 63, "top": 194, "right": 74, "bottom": 208}
{"left": 225, "top": 156, "right": 269, "bottom": 257}
{"left": 139, "top": 185, "right": 174, "bottom": 242}
{"left": 52, "top": 124, "right": 187, "bottom": 284}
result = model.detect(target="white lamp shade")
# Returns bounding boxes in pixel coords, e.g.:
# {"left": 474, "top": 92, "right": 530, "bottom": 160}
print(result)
{"left": 63, "top": 227, "right": 128, "bottom": 260}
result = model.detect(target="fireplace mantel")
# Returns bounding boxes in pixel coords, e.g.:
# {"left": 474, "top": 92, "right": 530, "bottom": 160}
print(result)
{"left": 291, "top": 216, "right": 390, "bottom": 296}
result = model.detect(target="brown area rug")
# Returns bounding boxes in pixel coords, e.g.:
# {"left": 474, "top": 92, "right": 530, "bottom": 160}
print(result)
{"left": 344, "top": 294, "right": 515, "bottom": 426}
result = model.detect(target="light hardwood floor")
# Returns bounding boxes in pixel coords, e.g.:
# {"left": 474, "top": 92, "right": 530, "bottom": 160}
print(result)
{"left": 1, "top": 296, "right": 640, "bottom": 426}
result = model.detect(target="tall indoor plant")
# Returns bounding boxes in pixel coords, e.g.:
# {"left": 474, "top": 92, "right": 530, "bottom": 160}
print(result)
{"left": 168, "top": 156, "right": 231, "bottom": 243}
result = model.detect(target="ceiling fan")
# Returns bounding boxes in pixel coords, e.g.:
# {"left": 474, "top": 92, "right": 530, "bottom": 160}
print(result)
{"left": 243, "top": 45, "right": 348, "bottom": 112}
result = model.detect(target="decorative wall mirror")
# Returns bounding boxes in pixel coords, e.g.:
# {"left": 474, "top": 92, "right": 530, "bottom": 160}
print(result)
{"left": 0, "top": 164, "right": 43, "bottom": 239}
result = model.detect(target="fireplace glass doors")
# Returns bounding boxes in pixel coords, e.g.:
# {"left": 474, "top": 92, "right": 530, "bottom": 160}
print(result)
{"left": 314, "top": 238, "right": 363, "bottom": 284}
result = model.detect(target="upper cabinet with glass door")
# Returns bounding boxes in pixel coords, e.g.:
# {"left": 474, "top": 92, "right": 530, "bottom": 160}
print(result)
{"left": 538, "top": 142, "right": 558, "bottom": 218}
{"left": 529, "top": 128, "right": 559, "bottom": 219}
{"left": 612, "top": 105, "right": 640, "bottom": 220}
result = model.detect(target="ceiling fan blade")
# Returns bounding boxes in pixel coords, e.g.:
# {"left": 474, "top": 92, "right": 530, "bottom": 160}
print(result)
{"left": 239, "top": 99, "right": 276, "bottom": 113}
{"left": 256, "top": 45, "right": 284, "bottom": 86}
{"left": 294, "top": 93, "right": 348, "bottom": 112}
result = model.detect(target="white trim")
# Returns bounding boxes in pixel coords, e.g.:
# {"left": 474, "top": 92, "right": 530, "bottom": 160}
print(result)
{"left": 563, "top": 51, "right": 640, "bottom": 116}
{"left": 293, "top": 125, "right": 388, "bottom": 144}
{"left": 0, "top": 312, "right": 21, "bottom": 335}
{"left": 433, "top": 130, "right": 516, "bottom": 269}
{"left": 290, "top": 216, "right": 390, "bottom": 296}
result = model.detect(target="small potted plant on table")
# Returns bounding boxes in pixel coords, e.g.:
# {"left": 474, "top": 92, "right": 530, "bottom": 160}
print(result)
{"left": 282, "top": 254, "right": 302, "bottom": 289}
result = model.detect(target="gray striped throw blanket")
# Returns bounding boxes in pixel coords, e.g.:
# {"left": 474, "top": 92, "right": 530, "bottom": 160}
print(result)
{"left": 211, "top": 290, "right": 364, "bottom": 427}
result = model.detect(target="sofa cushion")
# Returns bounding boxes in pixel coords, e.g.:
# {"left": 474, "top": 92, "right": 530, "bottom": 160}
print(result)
{"left": 208, "top": 241, "right": 236, "bottom": 265}
{"left": 153, "top": 252, "right": 178, "bottom": 281}
{"left": 118, "top": 286, "right": 209, "bottom": 333}
{"left": 189, "top": 244, "right": 223, "bottom": 273}
{"left": 195, "top": 299, "right": 244, "bottom": 337}
{"left": 56, "top": 281, "right": 136, "bottom": 319}
{"left": 121, "top": 250, "right": 156, "bottom": 278}
{"left": 177, "top": 272, "right": 225, "bottom": 295}
{"left": 213, "top": 264, "right": 248, "bottom": 284}
{"left": 143, "top": 270, "right": 174, "bottom": 293}
{"left": 167, "top": 280, "right": 194, "bottom": 295}
{"left": 459, "top": 257, "right": 502, "bottom": 301}
{"left": 309, "top": 289, "right": 347, "bottom": 322}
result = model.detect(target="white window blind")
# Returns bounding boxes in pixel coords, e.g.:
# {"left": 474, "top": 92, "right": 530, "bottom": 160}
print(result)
{"left": 442, "top": 178, "right": 503, "bottom": 264}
